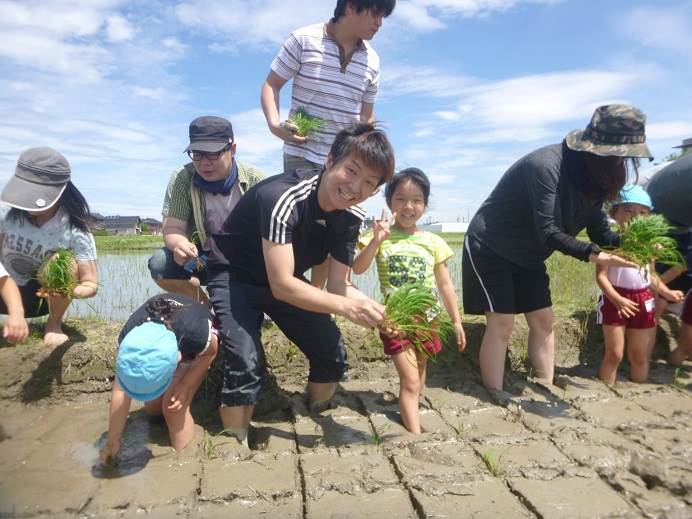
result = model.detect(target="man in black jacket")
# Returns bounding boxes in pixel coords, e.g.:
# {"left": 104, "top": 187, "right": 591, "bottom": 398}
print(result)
{"left": 462, "top": 104, "right": 652, "bottom": 390}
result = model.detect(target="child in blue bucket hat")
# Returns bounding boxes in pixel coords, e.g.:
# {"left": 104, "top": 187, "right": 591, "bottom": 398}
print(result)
{"left": 100, "top": 293, "right": 218, "bottom": 463}
{"left": 595, "top": 185, "right": 684, "bottom": 384}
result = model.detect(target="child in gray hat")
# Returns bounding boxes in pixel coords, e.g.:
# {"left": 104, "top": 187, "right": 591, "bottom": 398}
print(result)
{"left": 0, "top": 147, "right": 98, "bottom": 347}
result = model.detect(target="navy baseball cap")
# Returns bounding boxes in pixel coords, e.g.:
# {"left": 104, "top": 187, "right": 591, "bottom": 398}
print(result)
{"left": 184, "top": 116, "right": 234, "bottom": 153}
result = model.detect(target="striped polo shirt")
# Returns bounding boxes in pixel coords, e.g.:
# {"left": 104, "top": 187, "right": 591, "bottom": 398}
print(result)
{"left": 209, "top": 168, "right": 365, "bottom": 286}
{"left": 271, "top": 23, "right": 381, "bottom": 166}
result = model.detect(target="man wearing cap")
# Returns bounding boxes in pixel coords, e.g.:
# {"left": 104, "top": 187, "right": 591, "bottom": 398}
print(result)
{"left": 462, "top": 104, "right": 651, "bottom": 391}
{"left": 148, "top": 116, "right": 264, "bottom": 304}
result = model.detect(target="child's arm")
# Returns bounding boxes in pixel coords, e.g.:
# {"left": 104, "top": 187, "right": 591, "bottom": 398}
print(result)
{"left": 434, "top": 261, "right": 466, "bottom": 351}
{"left": 100, "top": 379, "right": 132, "bottom": 464}
{"left": 648, "top": 271, "right": 685, "bottom": 303}
{"left": 595, "top": 265, "right": 638, "bottom": 318}
{"left": 167, "top": 335, "right": 219, "bottom": 412}
{"left": 352, "top": 210, "right": 393, "bottom": 275}
{"left": 657, "top": 264, "right": 685, "bottom": 286}
{"left": 72, "top": 260, "right": 98, "bottom": 299}
{"left": 0, "top": 275, "right": 28, "bottom": 343}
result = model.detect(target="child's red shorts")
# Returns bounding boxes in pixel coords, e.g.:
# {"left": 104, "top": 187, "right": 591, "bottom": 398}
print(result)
{"left": 683, "top": 291, "right": 692, "bottom": 326}
{"left": 596, "top": 286, "right": 655, "bottom": 328}
{"left": 380, "top": 331, "right": 442, "bottom": 356}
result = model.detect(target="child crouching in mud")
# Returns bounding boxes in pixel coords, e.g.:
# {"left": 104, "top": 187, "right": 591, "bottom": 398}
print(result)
{"left": 352, "top": 168, "right": 466, "bottom": 433}
{"left": 100, "top": 293, "right": 217, "bottom": 462}
{"left": 596, "top": 185, "right": 684, "bottom": 383}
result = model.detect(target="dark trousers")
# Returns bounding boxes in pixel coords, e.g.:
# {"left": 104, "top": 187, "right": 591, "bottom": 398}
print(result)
{"left": 208, "top": 270, "right": 348, "bottom": 407}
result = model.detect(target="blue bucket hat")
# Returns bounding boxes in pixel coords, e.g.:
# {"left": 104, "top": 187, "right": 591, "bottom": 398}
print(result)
{"left": 116, "top": 321, "right": 179, "bottom": 401}
{"left": 616, "top": 184, "right": 653, "bottom": 209}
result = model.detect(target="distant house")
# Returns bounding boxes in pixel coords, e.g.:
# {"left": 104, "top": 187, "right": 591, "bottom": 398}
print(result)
{"left": 141, "top": 218, "right": 163, "bottom": 235}
{"left": 89, "top": 212, "right": 106, "bottom": 231}
{"left": 103, "top": 215, "right": 141, "bottom": 235}
{"left": 420, "top": 222, "right": 469, "bottom": 233}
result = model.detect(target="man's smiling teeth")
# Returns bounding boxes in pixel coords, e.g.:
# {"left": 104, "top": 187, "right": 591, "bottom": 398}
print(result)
{"left": 339, "top": 188, "right": 355, "bottom": 201}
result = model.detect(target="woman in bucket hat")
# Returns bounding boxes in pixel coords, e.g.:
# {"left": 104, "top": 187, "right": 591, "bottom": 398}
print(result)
{"left": 0, "top": 147, "right": 98, "bottom": 347}
{"left": 461, "top": 104, "right": 652, "bottom": 391}
{"left": 100, "top": 293, "right": 218, "bottom": 462}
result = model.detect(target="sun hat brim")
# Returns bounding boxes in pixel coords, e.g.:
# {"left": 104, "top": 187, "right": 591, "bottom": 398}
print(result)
{"left": 0, "top": 176, "right": 67, "bottom": 211}
{"left": 565, "top": 129, "right": 653, "bottom": 161}
{"left": 116, "top": 372, "right": 174, "bottom": 402}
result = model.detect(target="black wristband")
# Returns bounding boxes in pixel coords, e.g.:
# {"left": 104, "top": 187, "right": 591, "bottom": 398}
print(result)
{"left": 588, "top": 243, "right": 601, "bottom": 256}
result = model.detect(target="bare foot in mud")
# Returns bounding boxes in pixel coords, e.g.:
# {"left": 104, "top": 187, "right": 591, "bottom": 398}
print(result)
{"left": 44, "top": 323, "right": 69, "bottom": 347}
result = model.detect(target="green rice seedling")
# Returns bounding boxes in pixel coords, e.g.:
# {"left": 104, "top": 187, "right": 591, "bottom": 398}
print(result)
{"left": 607, "top": 214, "right": 685, "bottom": 268}
{"left": 381, "top": 283, "right": 454, "bottom": 359}
{"left": 482, "top": 449, "right": 506, "bottom": 477}
{"left": 287, "top": 108, "right": 326, "bottom": 137}
{"left": 203, "top": 428, "right": 238, "bottom": 460}
{"left": 672, "top": 367, "right": 684, "bottom": 389}
{"left": 37, "top": 249, "right": 78, "bottom": 298}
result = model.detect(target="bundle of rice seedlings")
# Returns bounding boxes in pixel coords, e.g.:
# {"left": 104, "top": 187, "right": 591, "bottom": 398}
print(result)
{"left": 380, "top": 283, "right": 454, "bottom": 359}
{"left": 37, "top": 249, "right": 78, "bottom": 298}
{"left": 288, "top": 108, "right": 326, "bottom": 137}
{"left": 607, "top": 214, "right": 685, "bottom": 268}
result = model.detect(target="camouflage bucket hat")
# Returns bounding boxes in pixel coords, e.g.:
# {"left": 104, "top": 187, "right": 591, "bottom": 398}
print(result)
{"left": 565, "top": 104, "right": 653, "bottom": 161}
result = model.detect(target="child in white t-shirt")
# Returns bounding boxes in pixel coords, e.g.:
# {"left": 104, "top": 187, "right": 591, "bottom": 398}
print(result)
{"left": 0, "top": 148, "right": 98, "bottom": 347}
{"left": 596, "top": 185, "right": 683, "bottom": 383}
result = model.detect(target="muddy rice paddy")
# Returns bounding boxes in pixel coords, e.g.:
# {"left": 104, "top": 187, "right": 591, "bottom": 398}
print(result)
{"left": 0, "top": 314, "right": 690, "bottom": 518}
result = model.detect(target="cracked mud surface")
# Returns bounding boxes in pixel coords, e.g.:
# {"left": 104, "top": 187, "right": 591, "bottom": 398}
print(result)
{"left": 0, "top": 316, "right": 690, "bottom": 518}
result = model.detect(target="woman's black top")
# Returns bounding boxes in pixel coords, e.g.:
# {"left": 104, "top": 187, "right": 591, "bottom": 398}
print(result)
{"left": 467, "top": 142, "right": 619, "bottom": 268}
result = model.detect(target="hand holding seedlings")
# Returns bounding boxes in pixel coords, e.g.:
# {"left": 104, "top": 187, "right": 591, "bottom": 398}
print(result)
{"left": 36, "top": 249, "right": 78, "bottom": 299}
{"left": 606, "top": 214, "right": 685, "bottom": 268}
{"left": 344, "top": 297, "right": 385, "bottom": 328}
{"left": 173, "top": 240, "right": 198, "bottom": 266}
{"left": 275, "top": 121, "right": 308, "bottom": 145}
{"left": 379, "top": 283, "right": 454, "bottom": 359}
{"left": 285, "top": 108, "right": 326, "bottom": 138}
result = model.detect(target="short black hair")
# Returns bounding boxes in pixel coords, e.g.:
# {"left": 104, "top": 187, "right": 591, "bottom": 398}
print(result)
{"left": 385, "top": 167, "right": 430, "bottom": 207}
{"left": 328, "top": 122, "right": 395, "bottom": 186}
{"left": 333, "top": 0, "right": 396, "bottom": 22}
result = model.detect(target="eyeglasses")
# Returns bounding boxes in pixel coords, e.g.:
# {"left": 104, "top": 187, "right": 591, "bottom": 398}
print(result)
{"left": 187, "top": 146, "right": 231, "bottom": 162}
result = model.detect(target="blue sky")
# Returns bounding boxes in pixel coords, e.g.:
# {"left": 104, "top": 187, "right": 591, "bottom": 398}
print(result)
{"left": 1, "top": 0, "right": 691, "bottom": 221}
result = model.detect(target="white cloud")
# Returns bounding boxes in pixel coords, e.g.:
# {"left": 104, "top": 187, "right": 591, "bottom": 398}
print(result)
{"left": 620, "top": 5, "right": 692, "bottom": 56}
{"left": 106, "top": 14, "right": 134, "bottom": 42}
{"left": 393, "top": 0, "right": 561, "bottom": 27}
{"left": 646, "top": 121, "right": 692, "bottom": 141}
{"left": 175, "top": 0, "right": 326, "bottom": 49}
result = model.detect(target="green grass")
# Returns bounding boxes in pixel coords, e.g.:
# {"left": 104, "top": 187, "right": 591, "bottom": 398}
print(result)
{"left": 288, "top": 108, "right": 326, "bottom": 137}
{"left": 95, "top": 234, "right": 163, "bottom": 252}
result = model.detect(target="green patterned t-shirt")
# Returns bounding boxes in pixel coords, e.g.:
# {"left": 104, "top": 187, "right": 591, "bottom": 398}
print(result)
{"left": 359, "top": 229, "right": 454, "bottom": 297}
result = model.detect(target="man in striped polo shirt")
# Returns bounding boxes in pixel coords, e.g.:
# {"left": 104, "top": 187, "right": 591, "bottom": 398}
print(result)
{"left": 206, "top": 123, "right": 394, "bottom": 444}
{"left": 261, "top": 0, "right": 396, "bottom": 174}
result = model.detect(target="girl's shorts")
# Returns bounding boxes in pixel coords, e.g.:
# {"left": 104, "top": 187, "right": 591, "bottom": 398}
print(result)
{"left": 683, "top": 291, "right": 692, "bottom": 326}
{"left": 380, "top": 331, "right": 442, "bottom": 356}
{"left": 596, "top": 286, "right": 655, "bottom": 329}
